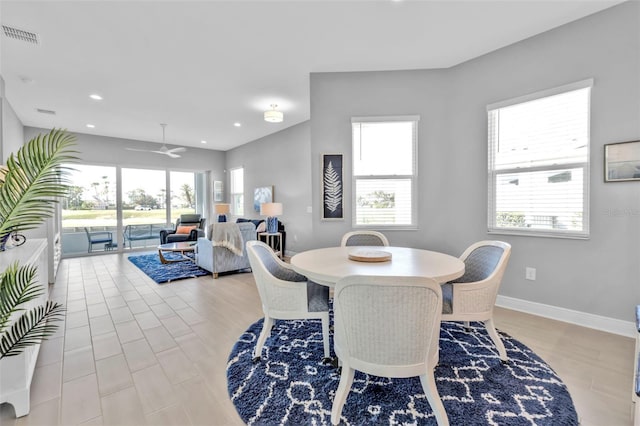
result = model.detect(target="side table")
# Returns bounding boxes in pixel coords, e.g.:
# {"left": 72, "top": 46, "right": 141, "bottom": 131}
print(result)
{"left": 259, "top": 232, "right": 282, "bottom": 259}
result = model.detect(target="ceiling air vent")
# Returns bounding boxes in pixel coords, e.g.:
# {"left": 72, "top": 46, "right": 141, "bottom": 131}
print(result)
{"left": 36, "top": 108, "right": 56, "bottom": 115}
{"left": 2, "top": 25, "right": 39, "bottom": 45}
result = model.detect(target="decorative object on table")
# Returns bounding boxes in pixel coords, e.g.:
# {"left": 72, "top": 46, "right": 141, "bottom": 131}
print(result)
{"left": 0, "top": 228, "right": 26, "bottom": 251}
{"left": 128, "top": 252, "right": 210, "bottom": 283}
{"left": 322, "top": 153, "right": 343, "bottom": 220}
{"left": 0, "top": 128, "right": 77, "bottom": 360}
{"left": 214, "top": 203, "right": 230, "bottom": 222}
{"left": 263, "top": 104, "right": 284, "bottom": 123}
{"left": 227, "top": 316, "right": 579, "bottom": 425}
{"left": 260, "top": 202, "right": 282, "bottom": 234}
{"left": 341, "top": 230, "right": 389, "bottom": 247}
{"left": 213, "top": 180, "right": 223, "bottom": 201}
{"left": 253, "top": 186, "right": 273, "bottom": 212}
{"left": 604, "top": 140, "right": 640, "bottom": 182}
{"left": 347, "top": 249, "right": 392, "bottom": 262}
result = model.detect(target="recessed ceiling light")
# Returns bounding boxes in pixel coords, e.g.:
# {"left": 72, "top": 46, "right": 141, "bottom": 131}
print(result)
{"left": 86, "top": 124, "right": 95, "bottom": 128}
{"left": 234, "top": 122, "right": 241, "bottom": 127}
{"left": 201, "top": 140, "right": 207, "bottom": 144}
{"left": 89, "top": 94, "right": 103, "bottom": 100}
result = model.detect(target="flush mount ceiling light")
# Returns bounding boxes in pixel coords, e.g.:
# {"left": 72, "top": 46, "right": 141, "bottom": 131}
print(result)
{"left": 89, "top": 94, "right": 103, "bottom": 100}
{"left": 264, "top": 104, "right": 283, "bottom": 123}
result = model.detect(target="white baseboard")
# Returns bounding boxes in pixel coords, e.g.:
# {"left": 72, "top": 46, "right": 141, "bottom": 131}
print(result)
{"left": 496, "top": 295, "right": 635, "bottom": 338}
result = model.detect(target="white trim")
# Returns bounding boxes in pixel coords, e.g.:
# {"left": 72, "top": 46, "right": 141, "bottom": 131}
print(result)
{"left": 487, "top": 78, "right": 594, "bottom": 111}
{"left": 351, "top": 115, "right": 420, "bottom": 123}
{"left": 496, "top": 295, "right": 635, "bottom": 338}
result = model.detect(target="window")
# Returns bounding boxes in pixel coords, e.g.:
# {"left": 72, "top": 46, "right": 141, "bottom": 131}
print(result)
{"left": 487, "top": 80, "right": 592, "bottom": 238}
{"left": 351, "top": 116, "right": 418, "bottom": 228}
{"left": 230, "top": 167, "right": 244, "bottom": 216}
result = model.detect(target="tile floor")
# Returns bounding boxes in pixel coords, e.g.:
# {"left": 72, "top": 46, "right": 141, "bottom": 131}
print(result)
{"left": 0, "top": 252, "right": 635, "bottom": 425}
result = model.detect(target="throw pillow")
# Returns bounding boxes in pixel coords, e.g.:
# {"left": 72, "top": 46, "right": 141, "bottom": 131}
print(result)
{"left": 256, "top": 221, "right": 267, "bottom": 233}
{"left": 176, "top": 225, "right": 197, "bottom": 234}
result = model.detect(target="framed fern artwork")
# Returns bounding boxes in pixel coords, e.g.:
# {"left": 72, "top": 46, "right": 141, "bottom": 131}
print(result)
{"left": 322, "top": 154, "right": 343, "bottom": 220}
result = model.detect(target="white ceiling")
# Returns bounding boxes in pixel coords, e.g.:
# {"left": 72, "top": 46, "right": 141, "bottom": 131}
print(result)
{"left": 0, "top": 0, "right": 625, "bottom": 151}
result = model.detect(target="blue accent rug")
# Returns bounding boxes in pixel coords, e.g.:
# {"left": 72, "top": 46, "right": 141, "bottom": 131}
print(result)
{"left": 128, "top": 252, "right": 210, "bottom": 283}
{"left": 227, "top": 317, "right": 578, "bottom": 425}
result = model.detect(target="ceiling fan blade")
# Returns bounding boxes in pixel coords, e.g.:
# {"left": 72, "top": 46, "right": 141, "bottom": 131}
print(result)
{"left": 167, "top": 147, "right": 186, "bottom": 154}
{"left": 166, "top": 152, "right": 182, "bottom": 158}
{"left": 125, "top": 147, "right": 153, "bottom": 152}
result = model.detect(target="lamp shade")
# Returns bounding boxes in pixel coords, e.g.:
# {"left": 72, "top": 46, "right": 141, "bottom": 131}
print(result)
{"left": 260, "top": 202, "right": 283, "bottom": 216}
{"left": 214, "top": 203, "right": 230, "bottom": 215}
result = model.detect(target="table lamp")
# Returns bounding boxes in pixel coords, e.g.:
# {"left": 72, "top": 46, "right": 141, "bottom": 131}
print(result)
{"left": 260, "top": 202, "right": 282, "bottom": 233}
{"left": 214, "top": 203, "right": 230, "bottom": 222}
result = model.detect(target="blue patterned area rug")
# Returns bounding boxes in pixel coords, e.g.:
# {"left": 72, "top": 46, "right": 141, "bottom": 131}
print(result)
{"left": 127, "top": 252, "right": 210, "bottom": 283}
{"left": 227, "top": 317, "right": 578, "bottom": 425}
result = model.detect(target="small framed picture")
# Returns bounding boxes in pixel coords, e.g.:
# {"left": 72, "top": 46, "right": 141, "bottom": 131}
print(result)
{"left": 605, "top": 140, "right": 640, "bottom": 182}
{"left": 322, "top": 154, "right": 343, "bottom": 220}
{"left": 214, "top": 180, "right": 223, "bottom": 201}
{"left": 254, "top": 186, "right": 273, "bottom": 212}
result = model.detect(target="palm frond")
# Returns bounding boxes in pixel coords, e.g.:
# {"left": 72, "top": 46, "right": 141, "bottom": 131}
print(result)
{"left": 0, "top": 262, "right": 43, "bottom": 333}
{"left": 0, "top": 301, "right": 65, "bottom": 358}
{"left": 0, "top": 128, "right": 78, "bottom": 241}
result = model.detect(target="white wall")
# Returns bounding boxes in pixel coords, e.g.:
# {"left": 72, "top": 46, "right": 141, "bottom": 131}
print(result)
{"left": 305, "top": 2, "right": 639, "bottom": 322}
{"left": 1, "top": 76, "right": 25, "bottom": 164}
{"left": 225, "top": 121, "right": 313, "bottom": 254}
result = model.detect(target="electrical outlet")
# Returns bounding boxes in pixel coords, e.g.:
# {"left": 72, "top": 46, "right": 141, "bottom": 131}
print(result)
{"left": 306, "top": 206, "right": 312, "bottom": 213}
{"left": 525, "top": 267, "right": 536, "bottom": 281}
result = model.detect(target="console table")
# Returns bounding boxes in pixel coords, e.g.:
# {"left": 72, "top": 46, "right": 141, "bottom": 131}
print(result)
{"left": 0, "top": 239, "right": 48, "bottom": 417}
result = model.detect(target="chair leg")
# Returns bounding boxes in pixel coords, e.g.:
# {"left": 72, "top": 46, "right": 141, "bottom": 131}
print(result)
{"left": 419, "top": 372, "right": 449, "bottom": 426}
{"left": 253, "top": 316, "right": 274, "bottom": 361}
{"left": 321, "top": 313, "right": 330, "bottom": 359}
{"left": 485, "top": 318, "right": 507, "bottom": 362}
{"left": 331, "top": 364, "right": 355, "bottom": 425}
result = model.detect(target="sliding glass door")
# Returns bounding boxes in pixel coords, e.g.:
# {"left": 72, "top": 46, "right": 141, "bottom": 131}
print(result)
{"left": 61, "top": 164, "right": 203, "bottom": 256}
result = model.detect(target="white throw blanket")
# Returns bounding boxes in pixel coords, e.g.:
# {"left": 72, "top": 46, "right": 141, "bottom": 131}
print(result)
{"left": 211, "top": 223, "right": 244, "bottom": 256}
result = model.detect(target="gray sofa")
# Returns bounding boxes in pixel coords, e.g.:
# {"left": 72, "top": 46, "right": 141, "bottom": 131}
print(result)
{"left": 195, "top": 222, "right": 256, "bottom": 278}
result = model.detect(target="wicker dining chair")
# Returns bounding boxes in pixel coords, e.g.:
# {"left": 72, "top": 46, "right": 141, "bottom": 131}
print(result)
{"left": 340, "top": 230, "right": 389, "bottom": 247}
{"left": 246, "top": 240, "right": 330, "bottom": 362}
{"left": 331, "top": 275, "right": 449, "bottom": 426}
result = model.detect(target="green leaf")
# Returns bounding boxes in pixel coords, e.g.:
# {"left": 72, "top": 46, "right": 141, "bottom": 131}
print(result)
{"left": 0, "top": 301, "right": 65, "bottom": 358}
{"left": 0, "top": 128, "right": 78, "bottom": 241}
{"left": 0, "top": 262, "right": 42, "bottom": 333}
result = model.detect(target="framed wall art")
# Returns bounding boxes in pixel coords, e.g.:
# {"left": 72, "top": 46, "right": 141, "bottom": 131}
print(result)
{"left": 605, "top": 140, "right": 640, "bottom": 182}
{"left": 322, "top": 154, "right": 343, "bottom": 220}
{"left": 254, "top": 186, "right": 273, "bottom": 212}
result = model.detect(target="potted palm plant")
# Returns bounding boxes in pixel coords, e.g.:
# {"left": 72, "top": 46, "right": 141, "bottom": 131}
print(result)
{"left": 0, "top": 128, "right": 76, "bottom": 359}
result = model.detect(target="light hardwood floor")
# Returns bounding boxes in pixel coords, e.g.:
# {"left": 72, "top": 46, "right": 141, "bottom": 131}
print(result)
{"left": 0, "top": 253, "right": 634, "bottom": 425}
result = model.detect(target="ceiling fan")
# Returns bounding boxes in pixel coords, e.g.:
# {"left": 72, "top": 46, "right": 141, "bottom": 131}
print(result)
{"left": 126, "top": 123, "right": 187, "bottom": 158}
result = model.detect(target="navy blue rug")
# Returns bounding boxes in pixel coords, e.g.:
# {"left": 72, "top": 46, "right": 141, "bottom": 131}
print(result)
{"left": 127, "top": 252, "right": 210, "bottom": 283}
{"left": 227, "top": 317, "right": 578, "bottom": 425}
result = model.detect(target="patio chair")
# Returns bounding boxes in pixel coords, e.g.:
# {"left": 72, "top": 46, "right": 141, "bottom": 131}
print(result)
{"left": 84, "top": 227, "right": 113, "bottom": 253}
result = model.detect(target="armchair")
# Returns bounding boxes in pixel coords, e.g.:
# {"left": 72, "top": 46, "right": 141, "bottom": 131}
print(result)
{"left": 195, "top": 222, "right": 257, "bottom": 278}
{"left": 160, "top": 214, "right": 206, "bottom": 244}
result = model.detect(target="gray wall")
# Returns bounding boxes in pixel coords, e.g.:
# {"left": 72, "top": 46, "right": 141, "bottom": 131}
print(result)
{"left": 1, "top": 76, "right": 24, "bottom": 164}
{"left": 302, "top": 2, "right": 638, "bottom": 321}
{"left": 225, "top": 121, "right": 313, "bottom": 254}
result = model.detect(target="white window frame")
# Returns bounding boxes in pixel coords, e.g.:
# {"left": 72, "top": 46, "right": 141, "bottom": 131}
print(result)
{"left": 487, "top": 79, "right": 592, "bottom": 239}
{"left": 351, "top": 115, "right": 419, "bottom": 230}
{"left": 230, "top": 166, "right": 244, "bottom": 216}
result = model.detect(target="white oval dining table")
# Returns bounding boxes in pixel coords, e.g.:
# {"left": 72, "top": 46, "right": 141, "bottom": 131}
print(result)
{"left": 290, "top": 246, "right": 465, "bottom": 287}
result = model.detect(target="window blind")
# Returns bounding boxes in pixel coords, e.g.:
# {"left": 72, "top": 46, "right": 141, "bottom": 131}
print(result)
{"left": 488, "top": 82, "right": 591, "bottom": 238}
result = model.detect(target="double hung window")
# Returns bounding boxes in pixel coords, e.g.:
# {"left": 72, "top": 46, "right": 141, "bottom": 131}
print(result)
{"left": 351, "top": 116, "right": 418, "bottom": 228}
{"left": 487, "top": 80, "right": 592, "bottom": 238}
